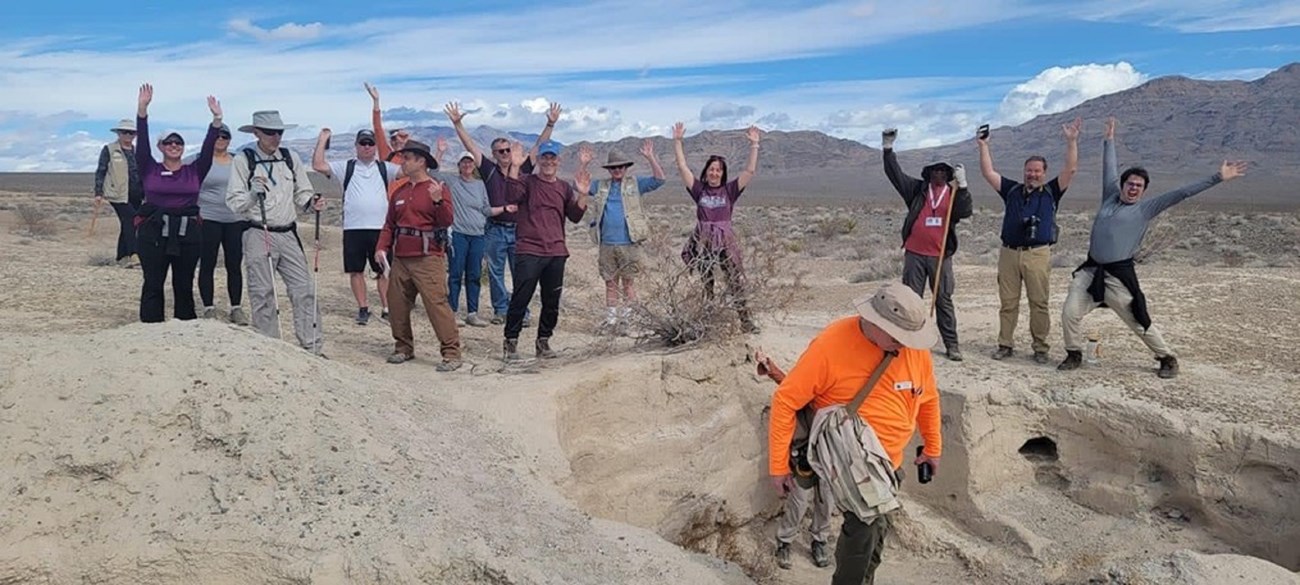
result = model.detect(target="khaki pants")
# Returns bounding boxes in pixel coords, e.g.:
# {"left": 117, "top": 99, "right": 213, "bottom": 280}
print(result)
{"left": 243, "top": 229, "right": 322, "bottom": 354}
{"left": 997, "top": 245, "right": 1051, "bottom": 353}
{"left": 389, "top": 255, "right": 461, "bottom": 360}
{"left": 1061, "top": 269, "right": 1174, "bottom": 358}
{"left": 776, "top": 479, "right": 833, "bottom": 545}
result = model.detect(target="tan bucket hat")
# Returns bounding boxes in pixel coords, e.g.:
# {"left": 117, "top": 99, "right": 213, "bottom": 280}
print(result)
{"left": 237, "top": 110, "right": 299, "bottom": 133}
{"left": 601, "top": 151, "right": 634, "bottom": 169}
{"left": 110, "top": 119, "right": 136, "bottom": 133}
{"left": 852, "top": 282, "right": 939, "bottom": 349}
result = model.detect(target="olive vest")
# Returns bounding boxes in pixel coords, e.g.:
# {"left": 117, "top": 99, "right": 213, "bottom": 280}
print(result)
{"left": 588, "top": 177, "right": 649, "bottom": 245}
{"left": 103, "top": 142, "right": 133, "bottom": 203}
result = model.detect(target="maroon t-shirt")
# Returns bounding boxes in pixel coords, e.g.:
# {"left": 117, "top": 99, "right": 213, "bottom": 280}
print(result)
{"left": 903, "top": 184, "right": 953, "bottom": 257}
{"left": 689, "top": 179, "right": 743, "bottom": 224}
{"left": 505, "top": 174, "right": 584, "bottom": 257}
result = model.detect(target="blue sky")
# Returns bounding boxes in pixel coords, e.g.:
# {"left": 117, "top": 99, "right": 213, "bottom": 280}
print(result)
{"left": 1, "top": 0, "right": 1297, "bottom": 171}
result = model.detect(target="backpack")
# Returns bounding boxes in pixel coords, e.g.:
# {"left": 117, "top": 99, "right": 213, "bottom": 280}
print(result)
{"left": 343, "top": 159, "right": 389, "bottom": 193}
{"left": 241, "top": 147, "right": 297, "bottom": 190}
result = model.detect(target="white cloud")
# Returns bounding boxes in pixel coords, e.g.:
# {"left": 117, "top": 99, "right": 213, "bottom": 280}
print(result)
{"left": 995, "top": 62, "right": 1147, "bottom": 125}
{"left": 699, "top": 102, "right": 757, "bottom": 125}
{"left": 0, "top": 111, "right": 103, "bottom": 172}
{"left": 1067, "top": 0, "right": 1300, "bottom": 32}
{"left": 227, "top": 19, "right": 324, "bottom": 42}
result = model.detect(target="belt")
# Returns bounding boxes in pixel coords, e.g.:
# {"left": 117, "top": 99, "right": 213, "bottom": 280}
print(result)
{"left": 1006, "top": 243, "right": 1048, "bottom": 251}
{"left": 489, "top": 219, "right": 516, "bottom": 226}
{"left": 249, "top": 221, "right": 297, "bottom": 233}
{"left": 396, "top": 226, "right": 448, "bottom": 255}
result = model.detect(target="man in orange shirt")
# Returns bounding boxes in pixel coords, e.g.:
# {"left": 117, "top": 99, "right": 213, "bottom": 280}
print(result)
{"left": 768, "top": 282, "right": 943, "bottom": 584}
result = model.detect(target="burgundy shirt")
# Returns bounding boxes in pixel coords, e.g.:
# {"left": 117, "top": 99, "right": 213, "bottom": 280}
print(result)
{"left": 378, "top": 178, "right": 455, "bottom": 258}
{"left": 505, "top": 174, "right": 584, "bottom": 257}
{"left": 903, "top": 183, "right": 952, "bottom": 257}
{"left": 689, "top": 179, "right": 743, "bottom": 224}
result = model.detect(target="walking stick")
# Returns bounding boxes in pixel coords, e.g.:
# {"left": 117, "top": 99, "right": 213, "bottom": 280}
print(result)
{"left": 258, "top": 193, "right": 282, "bottom": 339}
{"left": 312, "top": 194, "right": 321, "bottom": 333}
{"left": 87, "top": 198, "right": 102, "bottom": 237}
{"left": 929, "top": 177, "right": 959, "bottom": 317}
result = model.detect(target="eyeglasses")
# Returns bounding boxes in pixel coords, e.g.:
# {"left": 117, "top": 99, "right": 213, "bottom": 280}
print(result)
{"left": 357, "top": 140, "right": 376, "bottom": 147}
{"left": 1123, "top": 181, "right": 1146, "bottom": 188}
{"left": 257, "top": 128, "right": 284, "bottom": 136}
{"left": 161, "top": 139, "right": 184, "bottom": 146}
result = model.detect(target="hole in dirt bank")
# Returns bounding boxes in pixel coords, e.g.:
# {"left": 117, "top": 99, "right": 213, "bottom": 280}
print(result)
{"left": 1018, "top": 436, "right": 1059, "bottom": 462}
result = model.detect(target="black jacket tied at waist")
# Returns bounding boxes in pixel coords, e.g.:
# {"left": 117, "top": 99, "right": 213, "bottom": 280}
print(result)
{"left": 136, "top": 203, "right": 201, "bottom": 257}
{"left": 1074, "top": 256, "right": 1152, "bottom": 330}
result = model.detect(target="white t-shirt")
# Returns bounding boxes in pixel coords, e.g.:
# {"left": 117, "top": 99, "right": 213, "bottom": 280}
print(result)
{"left": 328, "top": 159, "right": 401, "bottom": 230}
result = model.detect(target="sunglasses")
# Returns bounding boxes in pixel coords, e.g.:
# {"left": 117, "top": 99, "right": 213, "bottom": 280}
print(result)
{"left": 357, "top": 140, "right": 376, "bottom": 147}
{"left": 217, "top": 133, "right": 231, "bottom": 140}
{"left": 161, "top": 139, "right": 184, "bottom": 146}
{"left": 494, "top": 148, "right": 511, "bottom": 154}
{"left": 116, "top": 130, "right": 136, "bottom": 135}
{"left": 257, "top": 128, "right": 284, "bottom": 136}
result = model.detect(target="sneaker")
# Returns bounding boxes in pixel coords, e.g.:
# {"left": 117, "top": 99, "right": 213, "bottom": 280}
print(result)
{"left": 775, "top": 541, "right": 792, "bottom": 570}
{"left": 1057, "top": 350, "right": 1083, "bottom": 371}
{"left": 465, "top": 313, "right": 490, "bottom": 328}
{"left": 503, "top": 338, "right": 522, "bottom": 362}
{"left": 535, "top": 337, "right": 557, "bottom": 359}
{"left": 1157, "top": 355, "right": 1179, "bottom": 379}
{"left": 1033, "top": 351, "right": 1050, "bottom": 365}
{"left": 229, "top": 307, "right": 249, "bottom": 326}
{"left": 379, "top": 309, "right": 390, "bottom": 323}
{"left": 435, "top": 359, "right": 463, "bottom": 372}
{"left": 991, "top": 346, "right": 1014, "bottom": 360}
{"left": 386, "top": 352, "right": 412, "bottom": 364}
{"left": 946, "top": 345, "right": 964, "bottom": 362}
{"left": 202, "top": 306, "right": 217, "bottom": 319}
{"left": 356, "top": 307, "right": 371, "bottom": 326}
{"left": 490, "top": 313, "right": 505, "bottom": 325}
{"left": 810, "top": 540, "right": 830, "bottom": 568}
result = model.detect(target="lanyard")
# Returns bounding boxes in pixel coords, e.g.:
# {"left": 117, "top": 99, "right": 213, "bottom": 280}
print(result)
{"left": 927, "top": 184, "right": 948, "bottom": 211}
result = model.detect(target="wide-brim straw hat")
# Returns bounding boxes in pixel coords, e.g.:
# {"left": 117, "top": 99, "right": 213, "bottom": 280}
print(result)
{"left": 237, "top": 110, "right": 299, "bottom": 133}
{"left": 110, "top": 119, "right": 136, "bottom": 133}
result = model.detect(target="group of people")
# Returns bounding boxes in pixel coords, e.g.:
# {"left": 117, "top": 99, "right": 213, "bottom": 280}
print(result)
{"left": 91, "top": 84, "right": 762, "bottom": 366}
{"left": 763, "top": 118, "right": 1246, "bottom": 582}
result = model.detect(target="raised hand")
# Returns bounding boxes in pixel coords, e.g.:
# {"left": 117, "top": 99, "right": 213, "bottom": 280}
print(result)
{"left": 745, "top": 125, "right": 762, "bottom": 145}
{"left": 640, "top": 138, "right": 655, "bottom": 159}
{"left": 673, "top": 121, "right": 686, "bottom": 141}
{"left": 319, "top": 128, "right": 332, "bottom": 140}
{"left": 546, "top": 102, "right": 563, "bottom": 125}
{"left": 1220, "top": 160, "right": 1248, "bottom": 181}
{"left": 882, "top": 128, "right": 898, "bottom": 149}
{"left": 365, "top": 82, "right": 379, "bottom": 104}
{"left": 137, "top": 83, "right": 153, "bottom": 115}
{"left": 578, "top": 145, "right": 594, "bottom": 166}
{"left": 436, "top": 136, "right": 448, "bottom": 157}
{"left": 1063, "top": 117, "right": 1082, "bottom": 141}
{"left": 444, "top": 102, "right": 464, "bottom": 125}
{"left": 1105, "top": 117, "right": 1116, "bottom": 141}
{"left": 509, "top": 140, "right": 528, "bottom": 167}
{"left": 575, "top": 167, "right": 591, "bottom": 192}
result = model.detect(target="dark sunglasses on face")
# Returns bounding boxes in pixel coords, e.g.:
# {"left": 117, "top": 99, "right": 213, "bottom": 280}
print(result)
{"left": 257, "top": 128, "right": 284, "bottom": 136}
{"left": 217, "top": 133, "right": 231, "bottom": 140}
{"left": 358, "top": 140, "right": 376, "bottom": 147}
{"left": 117, "top": 130, "right": 136, "bottom": 135}
{"left": 494, "top": 148, "right": 511, "bottom": 155}
{"left": 161, "top": 139, "right": 184, "bottom": 146}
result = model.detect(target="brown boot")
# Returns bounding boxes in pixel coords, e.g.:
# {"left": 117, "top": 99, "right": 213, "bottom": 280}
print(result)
{"left": 503, "top": 338, "right": 521, "bottom": 362}
{"left": 1157, "top": 355, "right": 1179, "bottom": 379}
{"left": 535, "top": 337, "right": 558, "bottom": 359}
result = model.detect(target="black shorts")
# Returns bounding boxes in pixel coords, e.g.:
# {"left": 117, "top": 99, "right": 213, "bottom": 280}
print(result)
{"left": 343, "top": 229, "right": 384, "bottom": 274}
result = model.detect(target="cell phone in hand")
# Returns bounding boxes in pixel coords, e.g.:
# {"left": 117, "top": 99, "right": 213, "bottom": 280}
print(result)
{"left": 883, "top": 129, "right": 898, "bottom": 139}
{"left": 977, "top": 124, "right": 990, "bottom": 140}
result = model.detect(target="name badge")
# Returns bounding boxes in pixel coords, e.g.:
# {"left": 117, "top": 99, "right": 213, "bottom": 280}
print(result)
{"left": 395, "top": 199, "right": 406, "bottom": 206}
{"left": 925, "top": 217, "right": 943, "bottom": 227}
{"left": 161, "top": 170, "right": 174, "bottom": 177}
{"left": 893, "top": 380, "right": 913, "bottom": 392}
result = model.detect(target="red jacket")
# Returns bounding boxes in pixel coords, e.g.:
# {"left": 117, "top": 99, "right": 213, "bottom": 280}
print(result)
{"left": 377, "top": 178, "right": 454, "bottom": 257}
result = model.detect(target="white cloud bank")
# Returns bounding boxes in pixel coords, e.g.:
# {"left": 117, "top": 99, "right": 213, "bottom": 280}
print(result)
{"left": 995, "top": 62, "right": 1149, "bottom": 125}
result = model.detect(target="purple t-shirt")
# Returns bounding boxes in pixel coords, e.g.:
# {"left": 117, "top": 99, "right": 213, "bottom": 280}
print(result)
{"left": 136, "top": 115, "right": 218, "bottom": 211}
{"left": 480, "top": 156, "right": 533, "bottom": 224}
{"left": 689, "top": 179, "right": 743, "bottom": 224}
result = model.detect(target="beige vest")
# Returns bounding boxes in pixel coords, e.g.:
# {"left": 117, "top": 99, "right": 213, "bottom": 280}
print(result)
{"left": 588, "top": 177, "right": 649, "bottom": 245}
{"left": 103, "top": 142, "right": 132, "bottom": 203}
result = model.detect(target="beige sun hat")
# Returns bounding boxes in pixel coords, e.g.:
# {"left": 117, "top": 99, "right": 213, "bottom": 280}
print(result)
{"left": 852, "top": 282, "right": 939, "bottom": 349}
{"left": 110, "top": 119, "right": 136, "bottom": 133}
{"left": 237, "top": 110, "right": 299, "bottom": 133}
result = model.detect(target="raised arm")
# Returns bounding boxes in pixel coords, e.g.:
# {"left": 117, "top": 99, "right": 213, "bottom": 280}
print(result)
{"left": 736, "top": 125, "right": 761, "bottom": 191}
{"left": 1140, "top": 160, "right": 1247, "bottom": 220}
{"left": 367, "top": 83, "right": 392, "bottom": 162}
{"left": 444, "top": 102, "right": 483, "bottom": 164}
{"left": 952, "top": 164, "right": 974, "bottom": 220}
{"left": 976, "top": 128, "right": 1001, "bottom": 191}
{"left": 671, "top": 122, "right": 696, "bottom": 191}
{"left": 529, "top": 103, "right": 561, "bottom": 165}
{"left": 193, "top": 96, "right": 222, "bottom": 181}
{"left": 135, "top": 83, "right": 156, "bottom": 172}
{"left": 312, "top": 129, "right": 333, "bottom": 176}
{"left": 1102, "top": 117, "right": 1119, "bottom": 203}
{"left": 575, "top": 145, "right": 594, "bottom": 196}
{"left": 880, "top": 128, "right": 921, "bottom": 203}
{"left": 641, "top": 139, "right": 666, "bottom": 181}
{"left": 1057, "top": 117, "right": 1081, "bottom": 191}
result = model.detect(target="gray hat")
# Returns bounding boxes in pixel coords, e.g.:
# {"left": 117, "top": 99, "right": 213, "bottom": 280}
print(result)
{"left": 921, "top": 161, "right": 954, "bottom": 182}
{"left": 110, "top": 119, "right": 136, "bottom": 133}
{"left": 852, "top": 282, "right": 939, "bottom": 349}
{"left": 601, "top": 151, "right": 634, "bottom": 169}
{"left": 237, "top": 110, "right": 299, "bottom": 133}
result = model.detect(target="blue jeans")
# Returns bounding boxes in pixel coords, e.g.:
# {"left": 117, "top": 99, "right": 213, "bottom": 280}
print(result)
{"left": 448, "top": 231, "right": 486, "bottom": 314}
{"left": 484, "top": 222, "right": 517, "bottom": 316}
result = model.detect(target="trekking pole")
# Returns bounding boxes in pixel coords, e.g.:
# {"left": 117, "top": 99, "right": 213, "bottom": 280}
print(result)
{"left": 87, "top": 197, "right": 102, "bottom": 237}
{"left": 311, "top": 193, "right": 322, "bottom": 333}
{"left": 258, "top": 192, "right": 283, "bottom": 338}
{"left": 929, "top": 177, "right": 959, "bottom": 317}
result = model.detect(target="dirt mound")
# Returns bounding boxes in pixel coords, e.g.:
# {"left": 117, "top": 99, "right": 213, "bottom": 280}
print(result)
{"left": 0, "top": 321, "right": 752, "bottom": 585}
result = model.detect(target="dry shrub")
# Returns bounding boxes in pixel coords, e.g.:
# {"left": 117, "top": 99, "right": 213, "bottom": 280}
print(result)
{"left": 1135, "top": 217, "right": 1179, "bottom": 264}
{"left": 14, "top": 204, "right": 57, "bottom": 237}
{"left": 814, "top": 215, "right": 856, "bottom": 239}
{"left": 627, "top": 218, "right": 806, "bottom": 346}
{"left": 87, "top": 252, "right": 116, "bottom": 267}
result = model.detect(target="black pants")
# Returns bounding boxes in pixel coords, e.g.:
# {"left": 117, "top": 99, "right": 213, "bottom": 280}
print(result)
{"left": 902, "top": 251, "right": 958, "bottom": 348}
{"left": 110, "top": 202, "right": 138, "bottom": 260}
{"left": 198, "top": 219, "right": 247, "bottom": 307}
{"left": 505, "top": 254, "right": 566, "bottom": 340}
{"left": 137, "top": 219, "right": 201, "bottom": 323}
{"left": 831, "top": 511, "right": 893, "bottom": 585}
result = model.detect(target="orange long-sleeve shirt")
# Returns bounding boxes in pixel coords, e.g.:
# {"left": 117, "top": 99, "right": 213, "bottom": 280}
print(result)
{"left": 768, "top": 316, "right": 942, "bottom": 475}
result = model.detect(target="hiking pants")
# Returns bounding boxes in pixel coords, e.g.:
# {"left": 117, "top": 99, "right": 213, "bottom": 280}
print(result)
{"left": 242, "top": 228, "right": 322, "bottom": 354}
{"left": 505, "top": 254, "right": 565, "bottom": 341}
{"left": 831, "top": 511, "right": 894, "bottom": 585}
{"left": 1061, "top": 269, "right": 1174, "bottom": 358}
{"left": 388, "top": 254, "right": 462, "bottom": 360}
{"left": 997, "top": 245, "right": 1051, "bottom": 352}
{"left": 110, "top": 202, "right": 137, "bottom": 260}
{"left": 776, "top": 479, "right": 833, "bottom": 545}
{"left": 448, "top": 231, "right": 486, "bottom": 315}
{"left": 198, "top": 219, "right": 247, "bottom": 308}
{"left": 137, "top": 219, "right": 200, "bottom": 323}
{"left": 903, "top": 251, "right": 957, "bottom": 349}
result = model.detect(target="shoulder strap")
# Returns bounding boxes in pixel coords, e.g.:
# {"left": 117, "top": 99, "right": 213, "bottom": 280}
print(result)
{"left": 242, "top": 148, "right": 258, "bottom": 189}
{"left": 343, "top": 159, "right": 357, "bottom": 192}
{"left": 376, "top": 159, "right": 389, "bottom": 187}
{"left": 846, "top": 352, "right": 897, "bottom": 414}
{"left": 279, "top": 148, "right": 295, "bottom": 173}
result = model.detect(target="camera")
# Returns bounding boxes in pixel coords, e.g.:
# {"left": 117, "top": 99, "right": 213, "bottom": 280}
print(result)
{"left": 1022, "top": 215, "right": 1041, "bottom": 241}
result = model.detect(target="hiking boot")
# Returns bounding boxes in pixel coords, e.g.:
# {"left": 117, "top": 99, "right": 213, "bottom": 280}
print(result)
{"left": 491, "top": 313, "right": 505, "bottom": 325}
{"left": 465, "top": 313, "right": 490, "bottom": 328}
{"left": 775, "top": 542, "right": 792, "bottom": 570}
{"left": 991, "top": 345, "right": 1014, "bottom": 360}
{"left": 535, "top": 338, "right": 558, "bottom": 359}
{"left": 1033, "top": 351, "right": 1050, "bottom": 365}
{"left": 1157, "top": 355, "right": 1179, "bottom": 379}
{"left": 435, "top": 359, "right": 463, "bottom": 372}
{"left": 810, "top": 540, "right": 830, "bottom": 568}
{"left": 946, "top": 344, "right": 964, "bottom": 362}
{"left": 386, "top": 352, "right": 412, "bottom": 364}
{"left": 229, "top": 307, "right": 249, "bottom": 326}
{"left": 1057, "top": 350, "right": 1083, "bottom": 371}
{"left": 379, "top": 309, "right": 390, "bottom": 323}
{"left": 503, "top": 339, "right": 522, "bottom": 362}
{"left": 356, "top": 307, "right": 371, "bottom": 326}
{"left": 202, "top": 306, "right": 217, "bottom": 319}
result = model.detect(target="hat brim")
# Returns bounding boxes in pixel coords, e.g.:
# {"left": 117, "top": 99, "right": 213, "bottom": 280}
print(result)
{"left": 854, "top": 298, "right": 939, "bottom": 350}
{"left": 396, "top": 148, "right": 439, "bottom": 170}
{"left": 237, "top": 123, "right": 299, "bottom": 133}
{"left": 921, "top": 162, "right": 954, "bottom": 181}
{"left": 601, "top": 162, "right": 634, "bottom": 169}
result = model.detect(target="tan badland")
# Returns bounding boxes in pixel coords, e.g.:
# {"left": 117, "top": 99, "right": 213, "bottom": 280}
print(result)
{"left": 1, "top": 188, "right": 1299, "bottom": 584}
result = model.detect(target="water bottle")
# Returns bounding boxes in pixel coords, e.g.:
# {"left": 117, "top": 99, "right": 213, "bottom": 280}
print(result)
{"left": 1085, "top": 335, "right": 1101, "bottom": 365}
{"left": 916, "top": 445, "right": 933, "bottom": 484}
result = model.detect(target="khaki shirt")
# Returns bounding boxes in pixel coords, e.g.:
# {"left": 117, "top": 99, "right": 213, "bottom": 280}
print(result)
{"left": 226, "top": 146, "right": 315, "bottom": 227}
